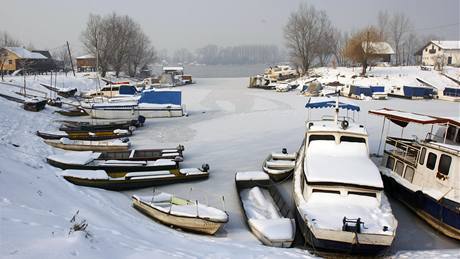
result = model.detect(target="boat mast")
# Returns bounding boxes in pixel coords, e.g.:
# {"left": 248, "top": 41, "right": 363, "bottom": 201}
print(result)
{"left": 334, "top": 90, "right": 340, "bottom": 123}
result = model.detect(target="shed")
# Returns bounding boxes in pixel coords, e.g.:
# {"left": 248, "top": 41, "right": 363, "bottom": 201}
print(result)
{"left": 76, "top": 54, "right": 96, "bottom": 72}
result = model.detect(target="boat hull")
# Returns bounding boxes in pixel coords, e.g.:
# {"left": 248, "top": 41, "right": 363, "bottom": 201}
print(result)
{"left": 381, "top": 174, "right": 460, "bottom": 240}
{"left": 132, "top": 198, "right": 225, "bottom": 235}
{"left": 44, "top": 140, "right": 129, "bottom": 152}
{"left": 37, "top": 130, "right": 131, "bottom": 141}
{"left": 63, "top": 171, "right": 209, "bottom": 191}
{"left": 295, "top": 207, "right": 392, "bottom": 254}
{"left": 47, "top": 158, "right": 178, "bottom": 172}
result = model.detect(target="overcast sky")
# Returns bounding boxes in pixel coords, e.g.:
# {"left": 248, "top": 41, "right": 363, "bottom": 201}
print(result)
{"left": 1, "top": 0, "right": 459, "bottom": 55}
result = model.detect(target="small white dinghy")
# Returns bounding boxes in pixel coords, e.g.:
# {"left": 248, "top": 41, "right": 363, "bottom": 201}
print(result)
{"left": 44, "top": 137, "right": 130, "bottom": 151}
{"left": 235, "top": 171, "right": 296, "bottom": 247}
{"left": 262, "top": 148, "right": 297, "bottom": 181}
{"left": 132, "top": 192, "right": 228, "bottom": 235}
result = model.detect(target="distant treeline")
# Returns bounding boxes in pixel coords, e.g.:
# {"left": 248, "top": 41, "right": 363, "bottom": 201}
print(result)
{"left": 160, "top": 44, "right": 287, "bottom": 65}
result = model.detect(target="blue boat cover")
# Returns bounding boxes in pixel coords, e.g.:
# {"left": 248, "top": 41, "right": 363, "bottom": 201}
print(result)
{"left": 139, "top": 89, "right": 182, "bottom": 105}
{"left": 370, "top": 86, "right": 385, "bottom": 93}
{"left": 403, "top": 86, "right": 433, "bottom": 97}
{"left": 119, "top": 85, "right": 138, "bottom": 95}
{"left": 350, "top": 85, "right": 373, "bottom": 96}
{"left": 305, "top": 97, "right": 360, "bottom": 111}
{"left": 443, "top": 87, "right": 460, "bottom": 97}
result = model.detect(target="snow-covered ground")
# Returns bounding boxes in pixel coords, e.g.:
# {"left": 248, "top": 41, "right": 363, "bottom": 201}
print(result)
{"left": 1, "top": 67, "right": 459, "bottom": 258}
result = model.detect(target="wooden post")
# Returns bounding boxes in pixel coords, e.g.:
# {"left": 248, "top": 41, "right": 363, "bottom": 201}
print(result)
{"left": 66, "top": 41, "right": 76, "bottom": 77}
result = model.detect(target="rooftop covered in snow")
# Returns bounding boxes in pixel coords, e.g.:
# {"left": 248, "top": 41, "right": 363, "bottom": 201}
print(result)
{"left": 3, "top": 47, "right": 48, "bottom": 59}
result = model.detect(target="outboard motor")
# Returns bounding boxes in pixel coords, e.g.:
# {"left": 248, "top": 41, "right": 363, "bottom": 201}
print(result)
{"left": 174, "top": 156, "right": 184, "bottom": 163}
{"left": 121, "top": 137, "right": 130, "bottom": 143}
{"left": 201, "top": 163, "right": 210, "bottom": 172}
{"left": 137, "top": 115, "right": 146, "bottom": 126}
{"left": 177, "top": 145, "right": 185, "bottom": 152}
{"left": 282, "top": 148, "right": 288, "bottom": 154}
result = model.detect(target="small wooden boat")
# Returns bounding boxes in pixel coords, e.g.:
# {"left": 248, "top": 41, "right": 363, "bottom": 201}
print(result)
{"left": 23, "top": 98, "right": 47, "bottom": 112}
{"left": 262, "top": 149, "right": 297, "bottom": 181}
{"left": 235, "top": 171, "right": 296, "bottom": 247}
{"left": 47, "top": 98, "right": 63, "bottom": 107}
{"left": 44, "top": 138, "right": 130, "bottom": 151}
{"left": 47, "top": 152, "right": 179, "bottom": 172}
{"left": 37, "top": 129, "right": 132, "bottom": 141}
{"left": 132, "top": 192, "right": 228, "bottom": 235}
{"left": 40, "top": 83, "right": 77, "bottom": 98}
{"left": 98, "top": 146, "right": 184, "bottom": 161}
{"left": 55, "top": 108, "right": 88, "bottom": 117}
{"left": 61, "top": 166, "right": 210, "bottom": 190}
{"left": 59, "top": 118, "right": 143, "bottom": 131}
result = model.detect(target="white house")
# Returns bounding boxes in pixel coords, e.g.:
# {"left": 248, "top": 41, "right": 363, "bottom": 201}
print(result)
{"left": 416, "top": 41, "right": 460, "bottom": 66}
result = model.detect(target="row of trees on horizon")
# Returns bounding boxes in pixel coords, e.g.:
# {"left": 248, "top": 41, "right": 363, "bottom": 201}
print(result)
{"left": 0, "top": 4, "right": 449, "bottom": 77}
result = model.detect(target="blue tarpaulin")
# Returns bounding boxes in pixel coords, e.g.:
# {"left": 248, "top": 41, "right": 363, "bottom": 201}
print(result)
{"left": 403, "top": 86, "right": 433, "bottom": 97}
{"left": 305, "top": 97, "right": 360, "bottom": 111}
{"left": 370, "top": 86, "right": 385, "bottom": 93}
{"left": 443, "top": 87, "right": 460, "bottom": 97}
{"left": 118, "top": 85, "right": 138, "bottom": 95}
{"left": 350, "top": 85, "right": 373, "bottom": 97}
{"left": 139, "top": 89, "right": 182, "bottom": 105}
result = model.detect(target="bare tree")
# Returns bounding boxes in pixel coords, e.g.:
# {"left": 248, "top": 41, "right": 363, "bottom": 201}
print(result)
{"left": 389, "top": 12, "right": 411, "bottom": 65}
{"left": 81, "top": 14, "right": 111, "bottom": 77}
{"left": 284, "top": 4, "right": 335, "bottom": 75}
{"left": 126, "top": 30, "right": 156, "bottom": 77}
{"left": 377, "top": 10, "right": 390, "bottom": 40}
{"left": 344, "top": 26, "right": 382, "bottom": 75}
{"left": 172, "top": 48, "right": 195, "bottom": 64}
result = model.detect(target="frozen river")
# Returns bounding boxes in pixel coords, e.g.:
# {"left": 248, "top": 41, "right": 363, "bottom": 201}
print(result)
{"left": 125, "top": 77, "right": 460, "bottom": 254}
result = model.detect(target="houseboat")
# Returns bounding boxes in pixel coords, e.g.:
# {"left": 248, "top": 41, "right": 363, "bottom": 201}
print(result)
{"left": 293, "top": 97, "right": 397, "bottom": 254}
{"left": 369, "top": 108, "right": 460, "bottom": 240}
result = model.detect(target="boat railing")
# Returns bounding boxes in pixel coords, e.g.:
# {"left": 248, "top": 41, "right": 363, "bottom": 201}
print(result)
{"left": 384, "top": 137, "right": 421, "bottom": 166}
{"left": 321, "top": 115, "right": 355, "bottom": 122}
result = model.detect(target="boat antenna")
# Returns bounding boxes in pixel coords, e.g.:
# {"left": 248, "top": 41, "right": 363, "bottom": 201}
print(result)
{"left": 334, "top": 90, "right": 340, "bottom": 123}
{"left": 221, "top": 196, "right": 226, "bottom": 212}
{"left": 195, "top": 200, "right": 199, "bottom": 218}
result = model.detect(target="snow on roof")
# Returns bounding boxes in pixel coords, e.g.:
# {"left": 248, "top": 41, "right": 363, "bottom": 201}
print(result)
{"left": 76, "top": 54, "right": 95, "bottom": 59}
{"left": 362, "top": 42, "right": 395, "bottom": 55}
{"left": 304, "top": 140, "right": 383, "bottom": 189}
{"left": 163, "top": 67, "right": 183, "bottom": 71}
{"left": 431, "top": 41, "right": 460, "bottom": 50}
{"left": 4, "top": 47, "right": 47, "bottom": 59}
{"left": 369, "top": 108, "right": 460, "bottom": 127}
{"left": 305, "top": 97, "right": 360, "bottom": 111}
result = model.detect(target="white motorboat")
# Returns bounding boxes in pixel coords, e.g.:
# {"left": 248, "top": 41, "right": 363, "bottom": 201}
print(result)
{"left": 293, "top": 97, "right": 397, "bottom": 254}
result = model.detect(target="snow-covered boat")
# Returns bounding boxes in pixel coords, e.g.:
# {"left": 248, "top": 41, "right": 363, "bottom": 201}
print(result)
{"left": 81, "top": 89, "right": 185, "bottom": 119}
{"left": 369, "top": 108, "right": 460, "bottom": 240}
{"left": 293, "top": 97, "right": 397, "bottom": 254}
{"left": 97, "top": 146, "right": 184, "bottom": 161}
{"left": 59, "top": 117, "right": 144, "bottom": 131}
{"left": 37, "top": 129, "right": 132, "bottom": 141}
{"left": 388, "top": 85, "right": 434, "bottom": 99}
{"left": 55, "top": 108, "right": 88, "bottom": 117}
{"left": 40, "top": 83, "right": 77, "bottom": 98}
{"left": 262, "top": 149, "right": 297, "bottom": 181}
{"left": 132, "top": 191, "right": 228, "bottom": 235}
{"left": 23, "top": 98, "right": 47, "bottom": 112}
{"left": 47, "top": 151, "right": 180, "bottom": 172}
{"left": 60, "top": 166, "right": 209, "bottom": 191}
{"left": 44, "top": 138, "right": 130, "bottom": 152}
{"left": 235, "top": 171, "right": 296, "bottom": 247}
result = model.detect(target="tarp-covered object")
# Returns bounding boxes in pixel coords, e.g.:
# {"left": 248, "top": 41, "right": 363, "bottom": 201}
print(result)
{"left": 350, "top": 85, "right": 373, "bottom": 97}
{"left": 403, "top": 86, "right": 433, "bottom": 97}
{"left": 305, "top": 97, "right": 360, "bottom": 111}
{"left": 443, "top": 87, "right": 460, "bottom": 97}
{"left": 370, "top": 86, "right": 385, "bottom": 93}
{"left": 139, "top": 89, "right": 181, "bottom": 105}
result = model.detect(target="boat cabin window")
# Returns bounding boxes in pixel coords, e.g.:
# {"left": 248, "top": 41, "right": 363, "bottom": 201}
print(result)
{"left": 438, "top": 154, "right": 452, "bottom": 176}
{"left": 426, "top": 152, "right": 437, "bottom": 170}
{"left": 348, "top": 191, "right": 376, "bottom": 198}
{"left": 404, "top": 166, "right": 415, "bottom": 183}
{"left": 446, "top": 125, "right": 456, "bottom": 141}
{"left": 340, "top": 136, "right": 366, "bottom": 143}
{"left": 419, "top": 147, "right": 426, "bottom": 165}
{"left": 312, "top": 189, "right": 340, "bottom": 195}
{"left": 309, "top": 135, "right": 335, "bottom": 143}
{"left": 395, "top": 160, "right": 404, "bottom": 176}
{"left": 386, "top": 157, "right": 395, "bottom": 170}
{"left": 456, "top": 128, "right": 460, "bottom": 144}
